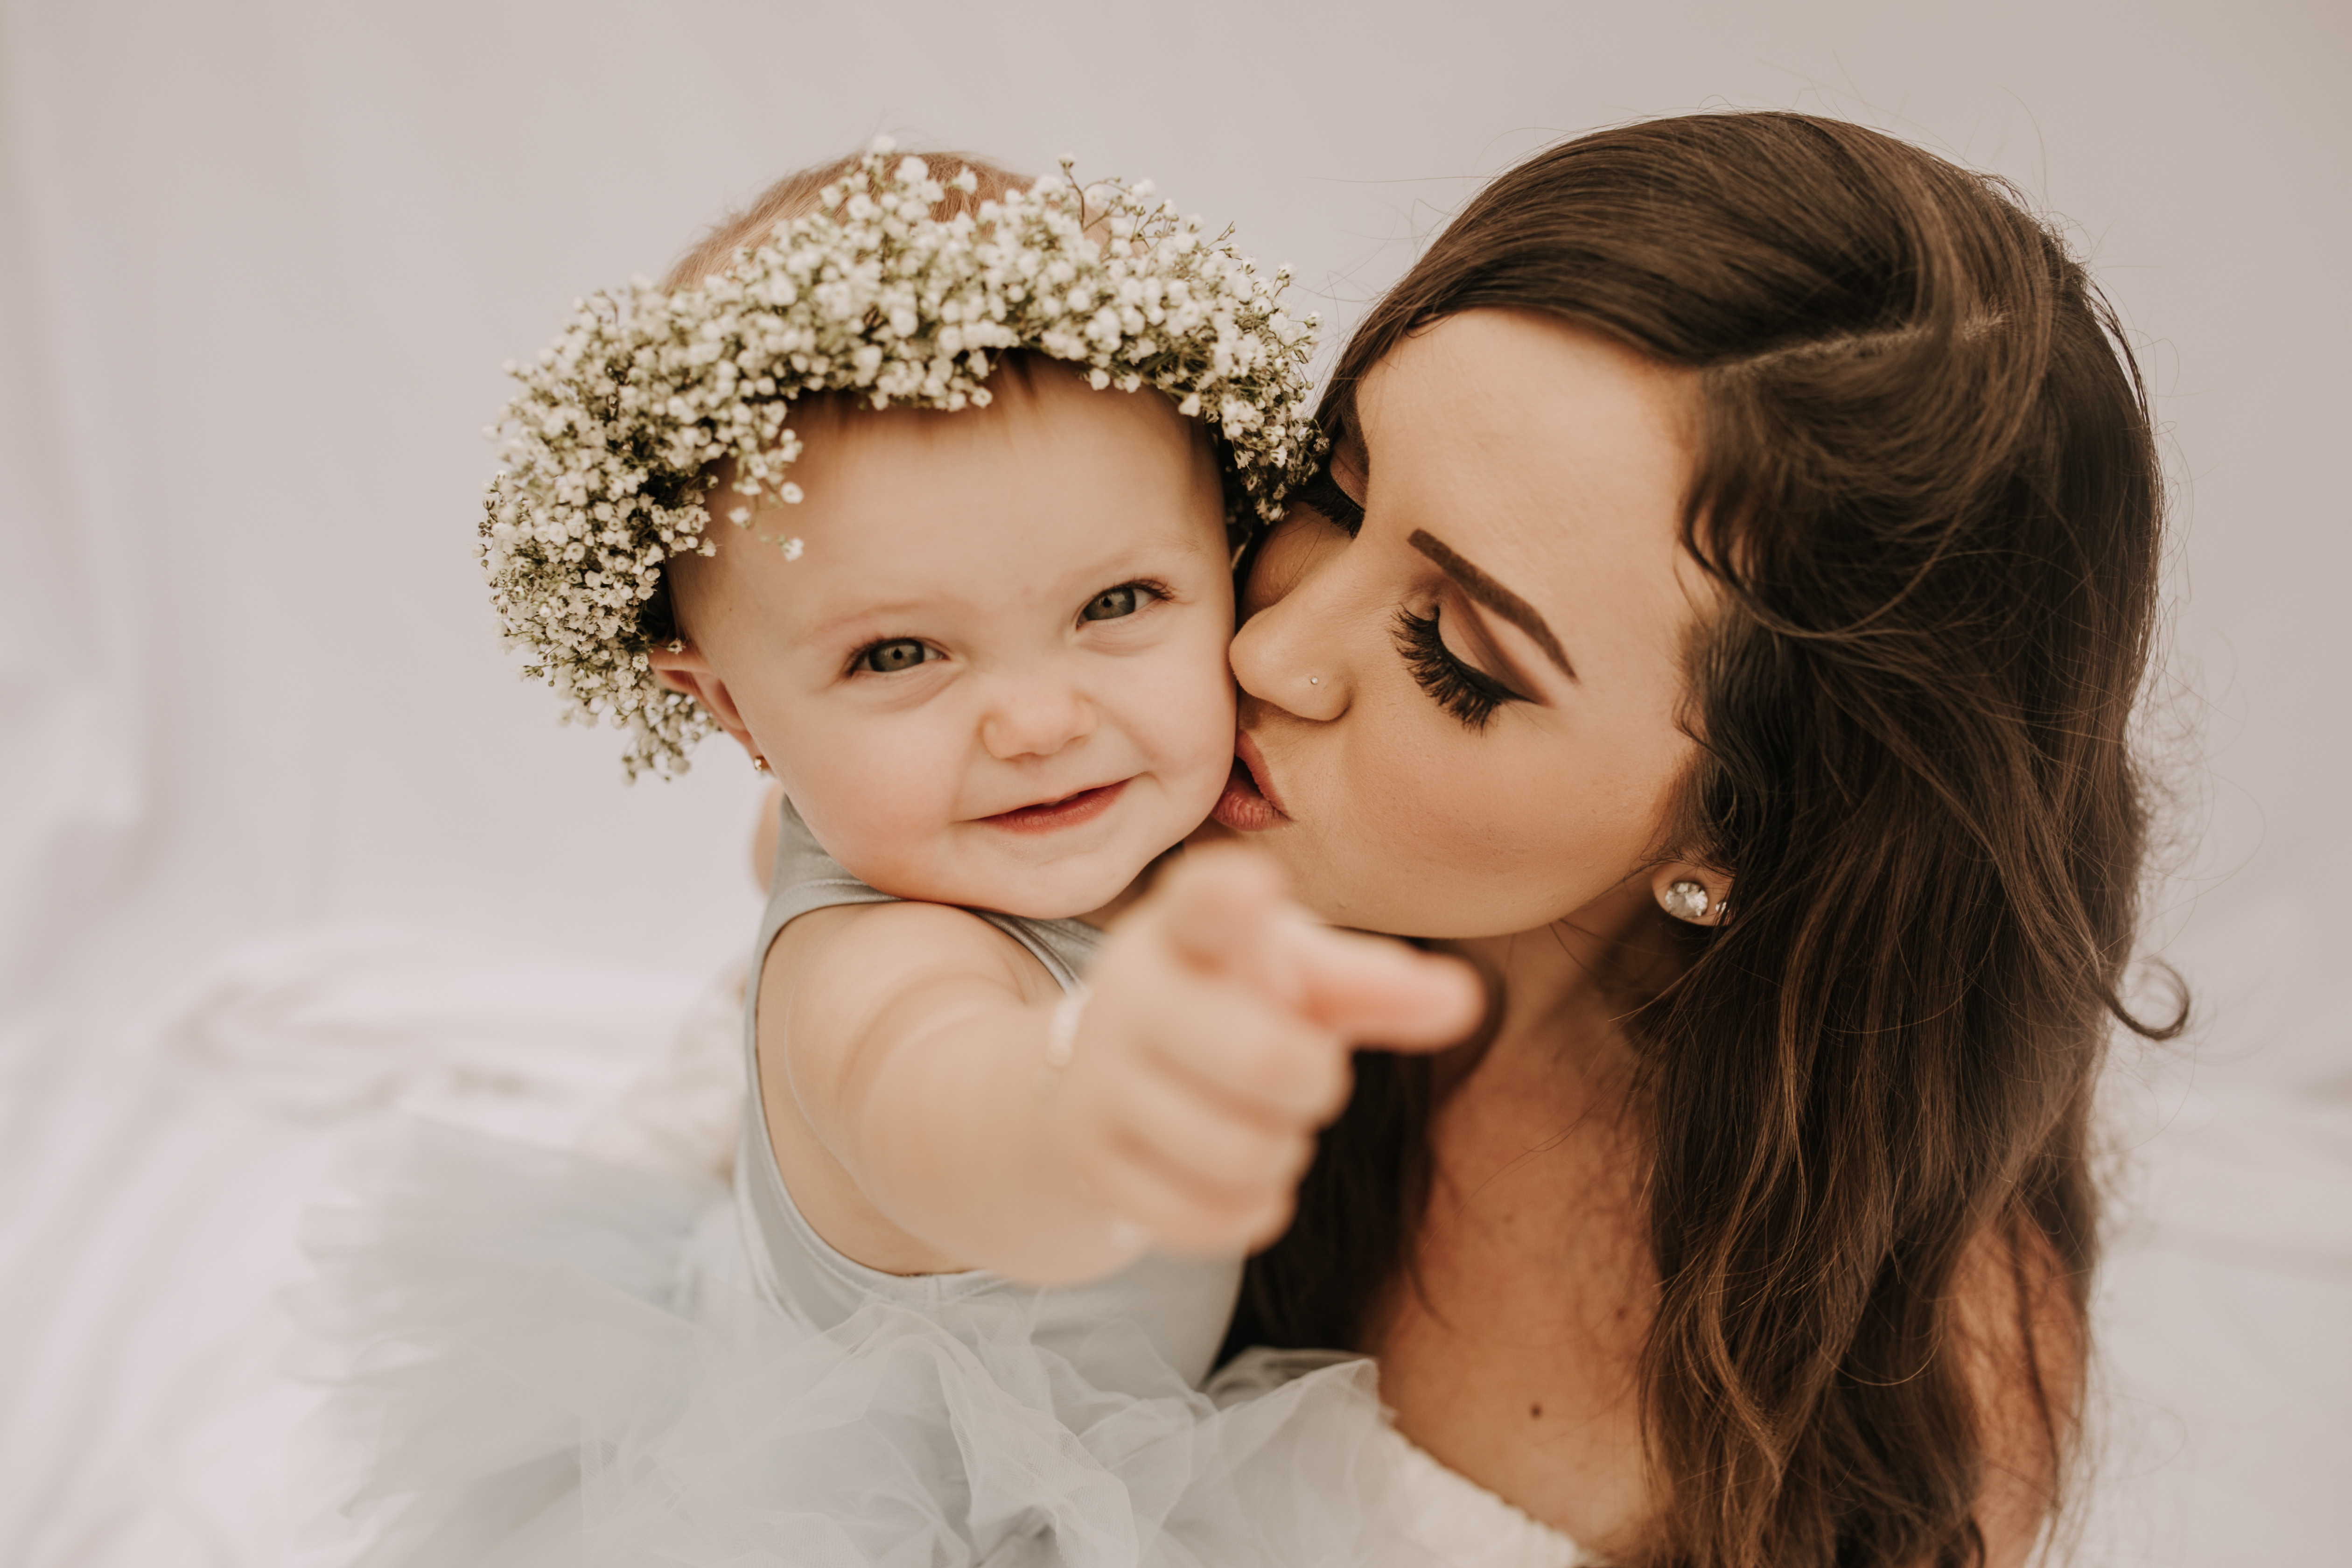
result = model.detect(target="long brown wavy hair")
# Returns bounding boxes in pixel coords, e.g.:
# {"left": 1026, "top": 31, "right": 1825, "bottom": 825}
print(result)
{"left": 1226, "top": 112, "right": 2183, "bottom": 1567}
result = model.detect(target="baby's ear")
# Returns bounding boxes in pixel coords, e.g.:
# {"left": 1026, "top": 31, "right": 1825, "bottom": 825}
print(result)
{"left": 645, "top": 641, "right": 754, "bottom": 747}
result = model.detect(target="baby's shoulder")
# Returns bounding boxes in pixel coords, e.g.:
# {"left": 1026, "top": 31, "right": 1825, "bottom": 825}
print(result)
{"left": 766, "top": 898, "right": 1060, "bottom": 1020}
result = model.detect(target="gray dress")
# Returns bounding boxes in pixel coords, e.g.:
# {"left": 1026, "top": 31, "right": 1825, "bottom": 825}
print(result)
{"left": 730, "top": 795, "right": 1242, "bottom": 1391}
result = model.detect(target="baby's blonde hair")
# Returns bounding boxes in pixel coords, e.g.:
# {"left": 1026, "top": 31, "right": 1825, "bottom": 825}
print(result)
{"left": 642, "top": 149, "right": 1044, "bottom": 650}
{"left": 663, "top": 149, "right": 1036, "bottom": 294}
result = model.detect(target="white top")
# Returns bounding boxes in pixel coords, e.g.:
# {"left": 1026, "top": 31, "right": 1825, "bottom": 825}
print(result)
{"left": 1379, "top": 1423, "right": 1589, "bottom": 1568}
{"left": 1211, "top": 1348, "right": 1590, "bottom": 1566}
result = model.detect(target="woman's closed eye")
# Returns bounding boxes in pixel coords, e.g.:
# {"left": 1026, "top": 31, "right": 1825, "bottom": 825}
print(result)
{"left": 1393, "top": 605, "right": 1526, "bottom": 730}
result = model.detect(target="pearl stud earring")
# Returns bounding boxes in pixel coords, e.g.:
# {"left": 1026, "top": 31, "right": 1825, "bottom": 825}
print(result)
{"left": 1658, "top": 879, "right": 1722, "bottom": 924}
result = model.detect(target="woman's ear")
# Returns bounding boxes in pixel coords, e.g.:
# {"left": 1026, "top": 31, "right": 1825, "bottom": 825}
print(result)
{"left": 1649, "top": 862, "right": 1731, "bottom": 926}
{"left": 644, "top": 640, "right": 763, "bottom": 764}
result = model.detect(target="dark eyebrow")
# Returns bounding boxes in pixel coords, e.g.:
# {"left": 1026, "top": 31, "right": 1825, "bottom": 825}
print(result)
{"left": 1407, "top": 528, "right": 1577, "bottom": 681}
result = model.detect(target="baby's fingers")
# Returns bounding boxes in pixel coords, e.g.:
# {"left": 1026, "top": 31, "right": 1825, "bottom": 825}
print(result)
{"left": 1147, "top": 845, "right": 1482, "bottom": 1051}
{"left": 1155, "top": 847, "right": 1299, "bottom": 1000}
{"left": 1277, "top": 921, "right": 1486, "bottom": 1051}
{"left": 1102, "top": 1075, "right": 1316, "bottom": 1240}
{"left": 1082, "top": 1110, "right": 1304, "bottom": 1256}
{"left": 1136, "top": 981, "right": 1354, "bottom": 1125}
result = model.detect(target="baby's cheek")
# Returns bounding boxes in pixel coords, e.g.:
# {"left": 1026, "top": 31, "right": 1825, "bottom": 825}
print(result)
{"left": 783, "top": 723, "right": 956, "bottom": 877}
{"left": 1136, "top": 642, "right": 1239, "bottom": 789}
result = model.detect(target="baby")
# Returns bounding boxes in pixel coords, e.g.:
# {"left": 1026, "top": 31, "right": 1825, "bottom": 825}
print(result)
{"left": 320, "top": 144, "right": 1479, "bottom": 1568}
{"left": 653, "top": 354, "right": 1243, "bottom": 1291}
{"left": 627, "top": 151, "right": 1473, "bottom": 1328}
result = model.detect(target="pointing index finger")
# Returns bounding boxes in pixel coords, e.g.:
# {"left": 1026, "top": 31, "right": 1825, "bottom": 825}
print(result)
{"left": 1159, "top": 848, "right": 1295, "bottom": 997}
{"left": 1275, "top": 920, "right": 1486, "bottom": 1051}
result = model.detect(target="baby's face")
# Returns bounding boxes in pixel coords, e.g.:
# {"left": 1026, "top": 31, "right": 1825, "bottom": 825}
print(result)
{"left": 670, "top": 366, "right": 1236, "bottom": 920}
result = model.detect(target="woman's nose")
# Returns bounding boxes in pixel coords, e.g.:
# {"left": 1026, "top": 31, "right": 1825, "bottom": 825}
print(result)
{"left": 978, "top": 678, "right": 1097, "bottom": 761}
{"left": 1231, "top": 527, "right": 1352, "bottom": 721}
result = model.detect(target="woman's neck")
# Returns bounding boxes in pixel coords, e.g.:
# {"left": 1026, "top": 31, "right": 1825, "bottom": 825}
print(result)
{"left": 1439, "top": 877, "right": 1663, "bottom": 1096}
{"left": 1370, "top": 878, "right": 1669, "bottom": 1551}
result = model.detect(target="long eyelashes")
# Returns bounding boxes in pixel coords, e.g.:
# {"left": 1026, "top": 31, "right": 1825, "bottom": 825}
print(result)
{"left": 1392, "top": 605, "right": 1519, "bottom": 730}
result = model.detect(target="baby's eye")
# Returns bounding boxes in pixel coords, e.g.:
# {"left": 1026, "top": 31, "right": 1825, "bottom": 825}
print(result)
{"left": 1080, "top": 583, "right": 1154, "bottom": 623}
{"left": 856, "top": 638, "right": 933, "bottom": 674}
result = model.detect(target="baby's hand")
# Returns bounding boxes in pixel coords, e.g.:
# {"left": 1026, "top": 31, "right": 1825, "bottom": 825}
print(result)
{"left": 1054, "top": 846, "right": 1484, "bottom": 1257}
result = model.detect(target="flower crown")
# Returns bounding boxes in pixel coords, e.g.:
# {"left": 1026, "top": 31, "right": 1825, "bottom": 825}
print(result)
{"left": 479, "top": 140, "right": 1324, "bottom": 779}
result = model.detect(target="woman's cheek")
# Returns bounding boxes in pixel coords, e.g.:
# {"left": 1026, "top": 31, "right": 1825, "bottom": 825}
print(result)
{"left": 1308, "top": 714, "right": 1610, "bottom": 938}
{"left": 1275, "top": 700, "right": 1471, "bottom": 923}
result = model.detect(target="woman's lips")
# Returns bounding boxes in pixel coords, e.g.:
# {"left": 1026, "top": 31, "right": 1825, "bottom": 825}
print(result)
{"left": 1212, "top": 735, "right": 1289, "bottom": 833}
{"left": 980, "top": 779, "right": 1128, "bottom": 833}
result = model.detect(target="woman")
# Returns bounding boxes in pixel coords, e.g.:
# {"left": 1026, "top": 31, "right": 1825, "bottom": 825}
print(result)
{"left": 1097, "top": 109, "right": 2179, "bottom": 1566}
{"left": 314, "top": 109, "right": 2171, "bottom": 1568}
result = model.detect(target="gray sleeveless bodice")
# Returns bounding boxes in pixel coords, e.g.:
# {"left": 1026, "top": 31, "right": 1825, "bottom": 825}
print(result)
{"left": 730, "top": 796, "right": 1241, "bottom": 1389}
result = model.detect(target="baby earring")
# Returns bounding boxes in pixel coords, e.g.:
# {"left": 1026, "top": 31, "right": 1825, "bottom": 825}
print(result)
{"left": 1658, "top": 879, "right": 1726, "bottom": 924}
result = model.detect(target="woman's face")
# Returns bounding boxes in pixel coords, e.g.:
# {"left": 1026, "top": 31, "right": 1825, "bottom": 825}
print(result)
{"left": 1218, "top": 310, "right": 1708, "bottom": 939}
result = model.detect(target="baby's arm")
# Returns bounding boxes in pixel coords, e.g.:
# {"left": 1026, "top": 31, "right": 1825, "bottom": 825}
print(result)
{"left": 766, "top": 849, "right": 1482, "bottom": 1287}
{"left": 767, "top": 898, "right": 1141, "bottom": 1283}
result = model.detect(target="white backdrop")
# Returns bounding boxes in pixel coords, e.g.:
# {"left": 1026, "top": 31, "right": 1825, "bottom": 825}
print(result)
{"left": 2, "top": 1, "right": 2347, "bottom": 1563}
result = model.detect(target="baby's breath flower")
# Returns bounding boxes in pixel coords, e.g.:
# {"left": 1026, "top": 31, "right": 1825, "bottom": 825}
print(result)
{"left": 480, "top": 142, "right": 1323, "bottom": 780}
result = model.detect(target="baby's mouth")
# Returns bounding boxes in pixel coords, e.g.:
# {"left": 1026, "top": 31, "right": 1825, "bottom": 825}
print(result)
{"left": 979, "top": 779, "right": 1129, "bottom": 833}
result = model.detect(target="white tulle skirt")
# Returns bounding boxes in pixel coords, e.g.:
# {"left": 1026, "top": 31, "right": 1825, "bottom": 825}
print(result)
{"left": 294, "top": 1123, "right": 1456, "bottom": 1568}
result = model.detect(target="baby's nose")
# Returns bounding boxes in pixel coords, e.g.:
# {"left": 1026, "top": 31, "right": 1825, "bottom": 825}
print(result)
{"left": 978, "top": 679, "right": 1096, "bottom": 761}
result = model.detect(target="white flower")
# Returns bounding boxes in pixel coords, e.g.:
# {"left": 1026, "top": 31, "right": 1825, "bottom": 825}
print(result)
{"left": 481, "top": 145, "right": 1323, "bottom": 780}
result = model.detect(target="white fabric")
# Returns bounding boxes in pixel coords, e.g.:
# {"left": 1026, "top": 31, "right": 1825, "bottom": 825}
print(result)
{"left": 295, "top": 1122, "right": 1456, "bottom": 1568}
{"left": 1207, "top": 1353, "right": 1583, "bottom": 1568}
{"left": 7, "top": 928, "right": 2348, "bottom": 1565}
{"left": 4, "top": 1, "right": 2347, "bottom": 1563}
{"left": 1377, "top": 1435, "right": 1581, "bottom": 1568}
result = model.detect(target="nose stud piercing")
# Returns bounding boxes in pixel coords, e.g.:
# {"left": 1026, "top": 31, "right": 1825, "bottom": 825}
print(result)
{"left": 1308, "top": 675, "right": 1321, "bottom": 686}
{"left": 1658, "top": 879, "right": 1724, "bottom": 924}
